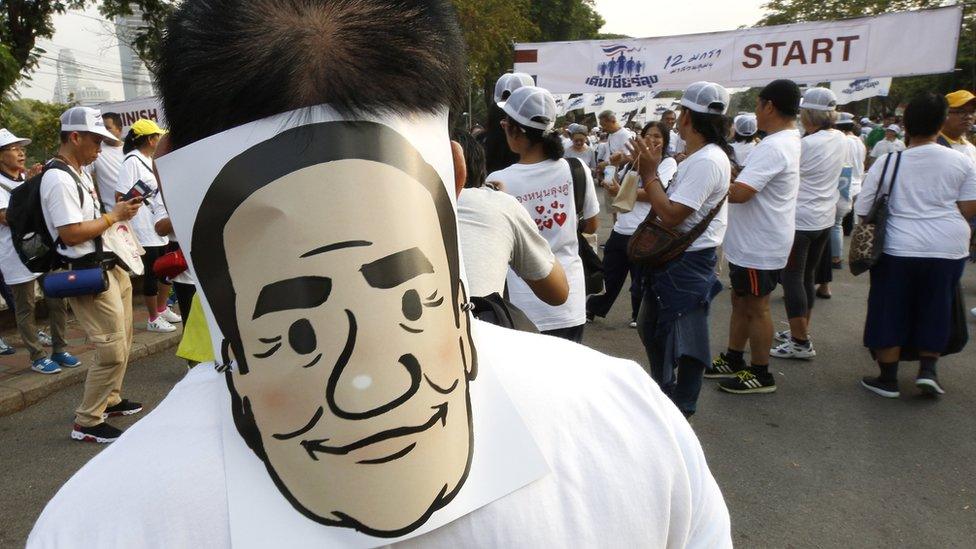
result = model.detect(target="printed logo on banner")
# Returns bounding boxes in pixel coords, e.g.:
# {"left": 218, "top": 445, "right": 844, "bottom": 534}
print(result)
{"left": 661, "top": 48, "right": 723, "bottom": 75}
{"left": 842, "top": 78, "right": 880, "bottom": 95}
{"left": 592, "top": 94, "right": 605, "bottom": 107}
{"left": 616, "top": 92, "right": 645, "bottom": 104}
{"left": 587, "top": 44, "right": 659, "bottom": 90}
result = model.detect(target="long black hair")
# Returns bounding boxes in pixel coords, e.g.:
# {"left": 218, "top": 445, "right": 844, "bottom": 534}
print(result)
{"left": 122, "top": 129, "right": 153, "bottom": 154}
{"left": 506, "top": 115, "right": 564, "bottom": 161}
{"left": 640, "top": 121, "right": 671, "bottom": 158}
{"left": 686, "top": 110, "right": 734, "bottom": 158}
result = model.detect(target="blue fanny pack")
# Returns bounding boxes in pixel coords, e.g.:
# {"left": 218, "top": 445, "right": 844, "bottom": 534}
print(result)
{"left": 41, "top": 267, "right": 109, "bottom": 298}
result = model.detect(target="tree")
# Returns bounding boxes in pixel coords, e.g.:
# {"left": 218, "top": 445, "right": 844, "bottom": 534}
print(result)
{"left": 758, "top": 0, "right": 976, "bottom": 116}
{"left": 0, "top": 98, "right": 74, "bottom": 164}
{"left": 0, "top": 0, "right": 89, "bottom": 103}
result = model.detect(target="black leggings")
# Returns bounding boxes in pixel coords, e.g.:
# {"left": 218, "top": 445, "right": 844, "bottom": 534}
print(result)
{"left": 173, "top": 282, "right": 196, "bottom": 320}
{"left": 140, "top": 245, "right": 167, "bottom": 297}
{"left": 782, "top": 229, "right": 830, "bottom": 319}
{"left": 586, "top": 230, "right": 644, "bottom": 320}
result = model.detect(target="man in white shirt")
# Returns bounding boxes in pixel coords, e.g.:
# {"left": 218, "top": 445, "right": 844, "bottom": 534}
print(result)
{"left": 661, "top": 108, "right": 686, "bottom": 157}
{"left": 596, "top": 110, "right": 633, "bottom": 170}
{"left": 86, "top": 112, "right": 125, "bottom": 212}
{"left": 0, "top": 129, "right": 78, "bottom": 375}
{"left": 939, "top": 90, "right": 976, "bottom": 164}
{"left": 40, "top": 107, "right": 142, "bottom": 444}
{"left": 708, "top": 79, "right": 803, "bottom": 394}
{"left": 869, "top": 124, "right": 906, "bottom": 166}
{"left": 29, "top": 1, "right": 730, "bottom": 546}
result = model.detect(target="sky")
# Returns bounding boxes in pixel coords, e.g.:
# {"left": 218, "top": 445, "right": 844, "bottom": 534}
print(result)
{"left": 15, "top": 1, "right": 769, "bottom": 102}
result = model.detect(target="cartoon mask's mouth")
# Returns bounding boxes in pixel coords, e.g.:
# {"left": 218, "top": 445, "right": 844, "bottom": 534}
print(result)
{"left": 299, "top": 403, "right": 448, "bottom": 465}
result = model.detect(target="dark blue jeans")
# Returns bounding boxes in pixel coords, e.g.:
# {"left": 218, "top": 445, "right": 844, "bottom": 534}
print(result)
{"left": 587, "top": 230, "right": 644, "bottom": 320}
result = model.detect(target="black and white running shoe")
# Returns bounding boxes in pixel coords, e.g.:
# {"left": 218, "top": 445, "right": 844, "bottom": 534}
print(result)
{"left": 860, "top": 376, "right": 900, "bottom": 399}
{"left": 71, "top": 422, "right": 123, "bottom": 443}
{"left": 103, "top": 399, "right": 144, "bottom": 418}
{"left": 915, "top": 370, "right": 945, "bottom": 396}
{"left": 705, "top": 353, "right": 742, "bottom": 379}
{"left": 719, "top": 370, "right": 777, "bottom": 394}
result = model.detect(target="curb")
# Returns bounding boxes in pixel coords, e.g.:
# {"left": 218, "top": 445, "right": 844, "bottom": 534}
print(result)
{"left": 0, "top": 331, "right": 181, "bottom": 418}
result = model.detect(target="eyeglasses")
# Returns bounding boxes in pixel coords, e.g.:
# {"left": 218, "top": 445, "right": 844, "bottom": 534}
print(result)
{"left": 948, "top": 109, "right": 975, "bottom": 117}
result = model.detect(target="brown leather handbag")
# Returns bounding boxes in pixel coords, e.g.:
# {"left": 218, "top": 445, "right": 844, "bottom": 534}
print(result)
{"left": 627, "top": 194, "right": 727, "bottom": 269}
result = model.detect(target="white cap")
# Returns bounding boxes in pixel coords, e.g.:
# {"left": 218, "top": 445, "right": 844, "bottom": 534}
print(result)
{"left": 860, "top": 117, "right": 872, "bottom": 125}
{"left": 60, "top": 107, "right": 117, "bottom": 141}
{"left": 0, "top": 129, "right": 31, "bottom": 149}
{"left": 800, "top": 87, "right": 838, "bottom": 111}
{"left": 493, "top": 72, "right": 535, "bottom": 104}
{"left": 498, "top": 86, "right": 557, "bottom": 132}
{"left": 679, "top": 81, "right": 730, "bottom": 115}
{"left": 733, "top": 114, "right": 757, "bottom": 136}
{"left": 836, "top": 112, "right": 855, "bottom": 125}
{"left": 568, "top": 123, "right": 588, "bottom": 135}
{"left": 886, "top": 124, "right": 901, "bottom": 133}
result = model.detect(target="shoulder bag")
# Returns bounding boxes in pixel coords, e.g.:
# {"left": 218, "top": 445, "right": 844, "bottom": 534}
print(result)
{"left": 611, "top": 159, "right": 640, "bottom": 214}
{"left": 849, "top": 152, "right": 901, "bottom": 276}
{"left": 566, "top": 157, "right": 605, "bottom": 296}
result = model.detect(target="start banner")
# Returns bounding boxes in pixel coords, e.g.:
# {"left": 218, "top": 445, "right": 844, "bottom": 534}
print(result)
{"left": 514, "top": 6, "right": 961, "bottom": 93}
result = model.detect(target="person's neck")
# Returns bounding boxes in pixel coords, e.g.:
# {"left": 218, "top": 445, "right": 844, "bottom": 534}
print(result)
{"left": 940, "top": 126, "right": 965, "bottom": 142}
{"left": 56, "top": 146, "right": 83, "bottom": 172}
{"left": 519, "top": 147, "right": 548, "bottom": 164}
{"left": 0, "top": 165, "right": 21, "bottom": 181}
{"left": 682, "top": 132, "right": 707, "bottom": 156}
{"left": 608, "top": 124, "right": 621, "bottom": 134}
{"left": 762, "top": 116, "right": 796, "bottom": 136}
{"left": 908, "top": 134, "right": 937, "bottom": 148}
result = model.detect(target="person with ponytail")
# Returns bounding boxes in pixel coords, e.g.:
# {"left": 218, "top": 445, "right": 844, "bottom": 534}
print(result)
{"left": 115, "top": 119, "right": 182, "bottom": 333}
{"left": 486, "top": 86, "right": 600, "bottom": 342}
{"left": 484, "top": 72, "right": 534, "bottom": 174}
{"left": 626, "top": 81, "right": 731, "bottom": 418}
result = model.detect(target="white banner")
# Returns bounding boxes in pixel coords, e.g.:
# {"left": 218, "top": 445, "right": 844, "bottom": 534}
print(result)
{"left": 645, "top": 98, "right": 681, "bottom": 121}
{"left": 514, "top": 6, "right": 961, "bottom": 93}
{"left": 830, "top": 77, "right": 892, "bottom": 105}
{"left": 97, "top": 96, "right": 166, "bottom": 134}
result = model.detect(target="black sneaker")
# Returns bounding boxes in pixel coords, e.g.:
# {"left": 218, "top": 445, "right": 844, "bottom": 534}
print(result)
{"left": 103, "top": 399, "right": 143, "bottom": 418}
{"left": 915, "top": 370, "right": 945, "bottom": 396}
{"left": 71, "top": 422, "right": 123, "bottom": 443}
{"left": 704, "top": 353, "right": 742, "bottom": 379}
{"left": 718, "top": 369, "right": 777, "bottom": 394}
{"left": 860, "top": 376, "right": 900, "bottom": 398}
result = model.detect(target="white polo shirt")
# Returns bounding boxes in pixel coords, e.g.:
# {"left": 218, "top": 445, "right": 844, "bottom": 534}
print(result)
{"left": 116, "top": 151, "right": 168, "bottom": 248}
{"left": 0, "top": 172, "right": 40, "bottom": 284}
{"left": 39, "top": 162, "right": 102, "bottom": 260}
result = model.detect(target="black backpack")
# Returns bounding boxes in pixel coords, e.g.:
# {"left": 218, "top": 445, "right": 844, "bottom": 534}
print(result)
{"left": 469, "top": 293, "right": 538, "bottom": 333}
{"left": 565, "top": 157, "right": 605, "bottom": 296}
{"left": 7, "top": 159, "right": 89, "bottom": 273}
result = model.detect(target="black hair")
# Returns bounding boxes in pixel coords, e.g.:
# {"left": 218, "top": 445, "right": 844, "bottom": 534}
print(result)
{"left": 59, "top": 132, "right": 71, "bottom": 144}
{"left": 121, "top": 128, "right": 152, "bottom": 154}
{"left": 733, "top": 132, "right": 755, "bottom": 143}
{"left": 101, "top": 112, "right": 123, "bottom": 129}
{"left": 506, "top": 116, "right": 563, "bottom": 161}
{"left": 903, "top": 92, "right": 948, "bottom": 138}
{"left": 759, "top": 79, "right": 802, "bottom": 117}
{"left": 640, "top": 121, "right": 671, "bottom": 158}
{"left": 452, "top": 130, "right": 486, "bottom": 189}
{"left": 686, "top": 110, "right": 734, "bottom": 158}
{"left": 484, "top": 103, "right": 520, "bottom": 174}
{"left": 157, "top": 0, "right": 467, "bottom": 148}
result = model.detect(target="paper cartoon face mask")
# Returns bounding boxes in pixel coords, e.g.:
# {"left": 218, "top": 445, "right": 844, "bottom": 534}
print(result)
{"left": 190, "top": 121, "right": 477, "bottom": 537}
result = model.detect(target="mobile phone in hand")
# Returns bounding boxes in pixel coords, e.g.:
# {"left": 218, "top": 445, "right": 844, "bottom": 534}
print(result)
{"left": 121, "top": 180, "right": 156, "bottom": 204}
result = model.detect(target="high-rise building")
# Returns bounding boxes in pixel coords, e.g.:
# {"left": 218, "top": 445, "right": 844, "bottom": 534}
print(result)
{"left": 115, "top": 9, "right": 153, "bottom": 100}
{"left": 53, "top": 49, "right": 81, "bottom": 104}
{"left": 74, "top": 85, "right": 112, "bottom": 106}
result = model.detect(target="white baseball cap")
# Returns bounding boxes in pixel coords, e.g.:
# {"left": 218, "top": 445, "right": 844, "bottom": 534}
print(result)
{"left": 733, "top": 114, "right": 758, "bottom": 136}
{"left": 886, "top": 124, "right": 901, "bottom": 133}
{"left": 860, "top": 117, "right": 872, "bottom": 125}
{"left": 800, "top": 87, "right": 838, "bottom": 111}
{"left": 679, "top": 81, "right": 730, "bottom": 115}
{"left": 836, "top": 112, "right": 855, "bottom": 125}
{"left": 0, "top": 129, "right": 31, "bottom": 149}
{"left": 493, "top": 72, "right": 535, "bottom": 103}
{"left": 60, "top": 107, "right": 117, "bottom": 141}
{"left": 499, "top": 86, "right": 557, "bottom": 132}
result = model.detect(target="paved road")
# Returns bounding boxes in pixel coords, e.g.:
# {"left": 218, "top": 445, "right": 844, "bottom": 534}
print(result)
{"left": 2, "top": 264, "right": 975, "bottom": 547}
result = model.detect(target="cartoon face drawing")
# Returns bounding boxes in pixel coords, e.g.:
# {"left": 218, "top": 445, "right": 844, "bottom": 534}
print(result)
{"left": 191, "top": 121, "right": 477, "bottom": 537}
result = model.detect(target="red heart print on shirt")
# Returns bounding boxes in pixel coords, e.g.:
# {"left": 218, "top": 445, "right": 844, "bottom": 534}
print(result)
{"left": 535, "top": 205, "right": 545, "bottom": 214}
{"left": 551, "top": 200, "right": 559, "bottom": 208}
{"left": 553, "top": 212, "right": 567, "bottom": 226}
{"left": 544, "top": 219, "right": 554, "bottom": 229}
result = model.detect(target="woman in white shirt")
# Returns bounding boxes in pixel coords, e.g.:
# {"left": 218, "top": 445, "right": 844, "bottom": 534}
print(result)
{"left": 771, "top": 88, "right": 847, "bottom": 360}
{"left": 627, "top": 81, "right": 732, "bottom": 418}
{"left": 117, "top": 119, "right": 182, "bottom": 333}
{"left": 730, "top": 114, "right": 758, "bottom": 168}
{"left": 857, "top": 93, "right": 976, "bottom": 399}
{"left": 563, "top": 126, "right": 597, "bottom": 175}
{"left": 590, "top": 121, "right": 677, "bottom": 327}
{"left": 487, "top": 86, "right": 600, "bottom": 342}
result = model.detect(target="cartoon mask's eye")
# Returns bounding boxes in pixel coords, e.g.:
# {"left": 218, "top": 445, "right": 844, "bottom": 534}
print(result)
{"left": 288, "top": 319, "right": 317, "bottom": 355}
{"left": 402, "top": 289, "right": 422, "bottom": 321}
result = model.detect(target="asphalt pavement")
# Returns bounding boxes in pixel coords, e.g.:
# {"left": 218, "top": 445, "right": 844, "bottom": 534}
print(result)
{"left": 2, "top": 248, "right": 975, "bottom": 547}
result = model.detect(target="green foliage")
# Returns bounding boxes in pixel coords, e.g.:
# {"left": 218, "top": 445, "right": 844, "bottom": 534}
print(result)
{"left": 0, "top": 98, "right": 74, "bottom": 164}
{"left": 758, "top": 0, "right": 976, "bottom": 116}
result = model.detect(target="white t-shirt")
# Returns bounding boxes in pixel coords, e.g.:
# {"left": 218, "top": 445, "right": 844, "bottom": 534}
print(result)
{"left": 795, "top": 129, "right": 847, "bottom": 231}
{"left": 488, "top": 159, "right": 600, "bottom": 331}
{"left": 149, "top": 197, "right": 196, "bottom": 285}
{"left": 667, "top": 144, "right": 731, "bottom": 252}
{"left": 855, "top": 144, "right": 976, "bottom": 259}
{"left": 116, "top": 151, "right": 168, "bottom": 248}
{"left": 28, "top": 322, "right": 732, "bottom": 549}
{"left": 607, "top": 127, "right": 634, "bottom": 158}
{"left": 845, "top": 134, "right": 867, "bottom": 197}
{"left": 39, "top": 163, "right": 102, "bottom": 260}
{"left": 457, "top": 187, "right": 555, "bottom": 298}
{"left": 948, "top": 138, "right": 976, "bottom": 165}
{"left": 86, "top": 144, "right": 124, "bottom": 212}
{"left": 724, "top": 128, "right": 802, "bottom": 270}
{"left": 0, "top": 173, "right": 40, "bottom": 284}
{"left": 731, "top": 141, "right": 755, "bottom": 167}
{"left": 870, "top": 139, "right": 906, "bottom": 158}
{"left": 669, "top": 130, "right": 686, "bottom": 156}
{"left": 595, "top": 142, "right": 609, "bottom": 164}
{"left": 563, "top": 146, "right": 597, "bottom": 172}
{"left": 613, "top": 157, "right": 678, "bottom": 236}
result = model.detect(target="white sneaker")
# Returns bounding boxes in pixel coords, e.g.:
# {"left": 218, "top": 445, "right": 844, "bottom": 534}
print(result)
{"left": 770, "top": 339, "right": 816, "bottom": 359}
{"left": 37, "top": 330, "right": 53, "bottom": 347}
{"left": 147, "top": 317, "right": 177, "bottom": 333}
{"left": 774, "top": 330, "right": 791, "bottom": 344}
{"left": 971, "top": 307, "right": 976, "bottom": 318}
{"left": 158, "top": 307, "right": 182, "bottom": 324}
{"left": 628, "top": 320, "right": 638, "bottom": 329}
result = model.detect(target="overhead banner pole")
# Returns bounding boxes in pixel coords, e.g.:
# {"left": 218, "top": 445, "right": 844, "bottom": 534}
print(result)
{"left": 513, "top": 6, "right": 962, "bottom": 94}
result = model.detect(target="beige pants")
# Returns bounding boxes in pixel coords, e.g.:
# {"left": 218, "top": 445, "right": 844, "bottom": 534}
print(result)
{"left": 68, "top": 266, "right": 133, "bottom": 427}
{"left": 10, "top": 279, "right": 68, "bottom": 362}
